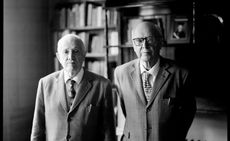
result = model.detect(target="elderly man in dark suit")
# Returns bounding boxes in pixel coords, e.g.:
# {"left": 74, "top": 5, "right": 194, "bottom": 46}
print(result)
{"left": 114, "top": 21, "right": 196, "bottom": 141}
{"left": 31, "top": 34, "right": 116, "bottom": 141}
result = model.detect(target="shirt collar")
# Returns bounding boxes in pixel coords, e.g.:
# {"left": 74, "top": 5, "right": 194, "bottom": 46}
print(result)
{"left": 140, "top": 59, "right": 160, "bottom": 76}
{"left": 64, "top": 68, "right": 84, "bottom": 84}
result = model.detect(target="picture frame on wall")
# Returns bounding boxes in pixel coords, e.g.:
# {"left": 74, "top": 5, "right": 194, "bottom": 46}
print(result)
{"left": 167, "top": 16, "right": 191, "bottom": 44}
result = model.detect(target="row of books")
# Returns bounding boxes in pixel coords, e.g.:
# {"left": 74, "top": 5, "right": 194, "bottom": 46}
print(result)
{"left": 53, "top": 3, "right": 118, "bottom": 29}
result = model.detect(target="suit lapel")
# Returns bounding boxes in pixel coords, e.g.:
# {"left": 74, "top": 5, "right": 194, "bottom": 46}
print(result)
{"left": 147, "top": 59, "right": 170, "bottom": 108}
{"left": 70, "top": 71, "right": 92, "bottom": 112}
{"left": 130, "top": 60, "right": 147, "bottom": 106}
{"left": 56, "top": 70, "right": 68, "bottom": 112}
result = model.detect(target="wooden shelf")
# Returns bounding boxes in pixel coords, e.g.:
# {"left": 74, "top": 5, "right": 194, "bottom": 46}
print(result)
{"left": 85, "top": 53, "right": 118, "bottom": 61}
{"left": 104, "top": 44, "right": 133, "bottom": 48}
{"left": 105, "top": 0, "right": 192, "bottom": 12}
{"left": 105, "top": 0, "right": 171, "bottom": 9}
{"left": 55, "top": 0, "right": 106, "bottom": 7}
{"left": 53, "top": 26, "right": 116, "bottom": 32}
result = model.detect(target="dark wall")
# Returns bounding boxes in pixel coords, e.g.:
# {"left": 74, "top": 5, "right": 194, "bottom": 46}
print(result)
{"left": 193, "top": 0, "right": 227, "bottom": 109}
{"left": 3, "top": 0, "right": 52, "bottom": 140}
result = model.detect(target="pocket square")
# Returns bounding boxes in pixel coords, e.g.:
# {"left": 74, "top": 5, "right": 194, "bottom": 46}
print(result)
{"left": 167, "top": 97, "right": 176, "bottom": 105}
{"left": 87, "top": 104, "right": 92, "bottom": 113}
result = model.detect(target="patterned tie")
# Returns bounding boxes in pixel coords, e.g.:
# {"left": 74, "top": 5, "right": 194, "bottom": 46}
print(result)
{"left": 69, "top": 80, "right": 76, "bottom": 98}
{"left": 143, "top": 72, "right": 152, "bottom": 102}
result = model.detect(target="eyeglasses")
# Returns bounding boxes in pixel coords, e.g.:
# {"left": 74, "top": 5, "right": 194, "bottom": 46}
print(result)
{"left": 132, "top": 36, "right": 154, "bottom": 46}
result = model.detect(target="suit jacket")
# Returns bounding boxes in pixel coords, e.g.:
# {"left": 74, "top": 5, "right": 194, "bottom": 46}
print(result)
{"left": 114, "top": 57, "right": 196, "bottom": 141}
{"left": 31, "top": 69, "right": 116, "bottom": 141}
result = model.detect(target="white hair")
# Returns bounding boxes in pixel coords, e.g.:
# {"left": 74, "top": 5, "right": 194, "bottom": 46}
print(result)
{"left": 57, "top": 34, "right": 86, "bottom": 55}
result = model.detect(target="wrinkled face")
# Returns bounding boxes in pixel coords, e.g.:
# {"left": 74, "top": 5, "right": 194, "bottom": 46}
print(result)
{"left": 56, "top": 35, "right": 86, "bottom": 75}
{"left": 132, "top": 23, "right": 162, "bottom": 63}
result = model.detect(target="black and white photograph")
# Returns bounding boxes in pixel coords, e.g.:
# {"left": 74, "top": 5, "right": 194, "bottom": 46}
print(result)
{"left": 2, "top": 0, "right": 227, "bottom": 141}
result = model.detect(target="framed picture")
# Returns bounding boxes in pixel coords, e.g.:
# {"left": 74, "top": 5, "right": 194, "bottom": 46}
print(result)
{"left": 167, "top": 16, "right": 191, "bottom": 44}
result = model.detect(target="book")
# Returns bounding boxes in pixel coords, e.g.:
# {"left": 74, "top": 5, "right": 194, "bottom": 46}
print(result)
{"left": 67, "top": 8, "right": 75, "bottom": 28}
{"left": 58, "top": 8, "right": 67, "bottom": 28}
{"left": 87, "top": 3, "right": 93, "bottom": 26}
{"left": 109, "top": 31, "right": 119, "bottom": 55}
{"left": 97, "top": 6, "right": 103, "bottom": 27}
{"left": 90, "top": 34, "right": 104, "bottom": 53}
{"left": 79, "top": 3, "right": 86, "bottom": 27}
{"left": 72, "top": 4, "right": 80, "bottom": 27}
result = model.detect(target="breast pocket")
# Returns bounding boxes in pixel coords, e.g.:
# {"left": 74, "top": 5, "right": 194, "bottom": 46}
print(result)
{"left": 159, "top": 98, "right": 176, "bottom": 122}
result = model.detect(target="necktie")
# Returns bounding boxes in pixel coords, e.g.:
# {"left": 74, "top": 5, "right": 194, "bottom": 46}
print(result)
{"left": 143, "top": 72, "right": 152, "bottom": 102}
{"left": 69, "top": 80, "right": 76, "bottom": 98}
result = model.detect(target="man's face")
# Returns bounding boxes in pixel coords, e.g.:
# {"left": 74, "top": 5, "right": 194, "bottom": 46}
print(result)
{"left": 56, "top": 37, "right": 85, "bottom": 74}
{"left": 132, "top": 23, "right": 161, "bottom": 63}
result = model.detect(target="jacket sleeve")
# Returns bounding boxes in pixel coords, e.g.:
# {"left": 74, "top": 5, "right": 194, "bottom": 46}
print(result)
{"left": 30, "top": 79, "right": 46, "bottom": 141}
{"left": 102, "top": 81, "right": 117, "bottom": 141}
{"left": 114, "top": 68, "right": 126, "bottom": 141}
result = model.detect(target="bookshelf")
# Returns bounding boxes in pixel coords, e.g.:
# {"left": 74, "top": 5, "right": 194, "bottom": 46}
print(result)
{"left": 50, "top": 0, "right": 118, "bottom": 78}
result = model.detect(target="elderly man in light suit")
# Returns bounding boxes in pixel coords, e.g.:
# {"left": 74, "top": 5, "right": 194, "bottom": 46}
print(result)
{"left": 114, "top": 22, "right": 196, "bottom": 141}
{"left": 31, "top": 34, "right": 116, "bottom": 141}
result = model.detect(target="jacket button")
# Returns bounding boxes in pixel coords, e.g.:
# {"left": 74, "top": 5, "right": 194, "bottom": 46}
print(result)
{"left": 67, "top": 117, "right": 72, "bottom": 122}
{"left": 66, "top": 135, "right": 71, "bottom": 139}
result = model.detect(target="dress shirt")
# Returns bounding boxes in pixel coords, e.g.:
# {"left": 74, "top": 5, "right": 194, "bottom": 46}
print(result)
{"left": 64, "top": 68, "right": 84, "bottom": 85}
{"left": 63, "top": 68, "right": 84, "bottom": 109}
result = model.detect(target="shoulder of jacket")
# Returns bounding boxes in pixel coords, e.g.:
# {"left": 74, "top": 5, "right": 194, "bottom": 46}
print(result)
{"left": 115, "top": 59, "right": 137, "bottom": 72}
{"left": 40, "top": 70, "right": 62, "bottom": 82}
{"left": 85, "top": 70, "right": 111, "bottom": 84}
{"left": 161, "top": 57, "right": 189, "bottom": 73}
